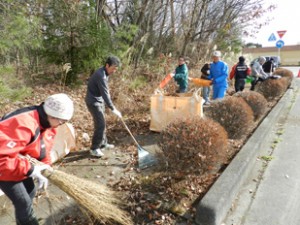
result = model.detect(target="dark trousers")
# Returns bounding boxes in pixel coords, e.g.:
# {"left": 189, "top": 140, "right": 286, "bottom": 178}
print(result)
{"left": 250, "top": 77, "right": 265, "bottom": 91}
{"left": 234, "top": 79, "right": 246, "bottom": 92}
{"left": 0, "top": 178, "right": 39, "bottom": 225}
{"left": 86, "top": 101, "right": 108, "bottom": 150}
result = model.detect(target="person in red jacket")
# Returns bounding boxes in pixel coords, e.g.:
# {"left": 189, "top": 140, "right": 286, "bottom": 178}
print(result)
{"left": 229, "top": 56, "right": 251, "bottom": 92}
{"left": 0, "top": 93, "right": 74, "bottom": 225}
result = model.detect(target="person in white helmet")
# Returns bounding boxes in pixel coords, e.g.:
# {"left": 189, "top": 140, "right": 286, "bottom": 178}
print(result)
{"left": 0, "top": 93, "right": 74, "bottom": 225}
{"left": 250, "top": 56, "right": 269, "bottom": 91}
{"left": 207, "top": 50, "right": 229, "bottom": 99}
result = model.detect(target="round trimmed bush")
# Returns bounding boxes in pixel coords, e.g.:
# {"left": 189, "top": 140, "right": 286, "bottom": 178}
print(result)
{"left": 274, "top": 68, "right": 294, "bottom": 86}
{"left": 159, "top": 117, "right": 228, "bottom": 175}
{"left": 233, "top": 91, "right": 267, "bottom": 121}
{"left": 205, "top": 96, "right": 254, "bottom": 139}
{"left": 256, "top": 78, "right": 287, "bottom": 100}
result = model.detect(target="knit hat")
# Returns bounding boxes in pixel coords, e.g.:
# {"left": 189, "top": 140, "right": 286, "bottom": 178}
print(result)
{"left": 43, "top": 93, "right": 74, "bottom": 120}
{"left": 239, "top": 56, "right": 245, "bottom": 62}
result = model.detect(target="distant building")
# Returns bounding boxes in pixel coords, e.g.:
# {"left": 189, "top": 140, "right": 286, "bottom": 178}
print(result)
{"left": 242, "top": 45, "right": 300, "bottom": 66}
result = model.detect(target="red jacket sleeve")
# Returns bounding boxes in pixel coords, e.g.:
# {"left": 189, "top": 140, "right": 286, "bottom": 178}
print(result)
{"left": 246, "top": 66, "right": 251, "bottom": 75}
{"left": 229, "top": 64, "right": 237, "bottom": 80}
{"left": 0, "top": 124, "right": 35, "bottom": 180}
{"left": 0, "top": 111, "right": 56, "bottom": 181}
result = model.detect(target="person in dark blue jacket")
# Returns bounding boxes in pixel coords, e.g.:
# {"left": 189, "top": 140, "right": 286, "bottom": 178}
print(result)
{"left": 262, "top": 57, "right": 275, "bottom": 75}
{"left": 229, "top": 56, "right": 251, "bottom": 92}
{"left": 171, "top": 56, "right": 189, "bottom": 93}
{"left": 200, "top": 62, "right": 211, "bottom": 105}
{"left": 208, "top": 51, "right": 229, "bottom": 99}
{"left": 85, "top": 56, "right": 123, "bottom": 158}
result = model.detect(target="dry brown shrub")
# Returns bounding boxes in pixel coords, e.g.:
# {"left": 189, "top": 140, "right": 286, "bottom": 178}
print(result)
{"left": 158, "top": 117, "right": 228, "bottom": 175}
{"left": 274, "top": 68, "right": 294, "bottom": 86}
{"left": 205, "top": 96, "right": 254, "bottom": 139}
{"left": 226, "top": 86, "right": 236, "bottom": 96}
{"left": 256, "top": 78, "right": 287, "bottom": 100}
{"left": 280, "top": 77, "right": 291, "bottom": 90}
{"left": 233, "top": 91, "right": 268, "bottom": 121}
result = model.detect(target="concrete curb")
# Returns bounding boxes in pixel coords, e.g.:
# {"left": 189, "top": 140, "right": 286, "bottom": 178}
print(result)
{"left": 195, "top": 84, "right": 295, "bottom": 225}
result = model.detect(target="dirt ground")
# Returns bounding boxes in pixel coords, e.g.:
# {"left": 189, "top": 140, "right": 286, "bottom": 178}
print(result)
{"left": 0, "top": 82, "right": 278, "bottom": 225}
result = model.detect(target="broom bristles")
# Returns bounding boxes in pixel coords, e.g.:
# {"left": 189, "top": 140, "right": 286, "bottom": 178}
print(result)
{"left": 43, "top": 169, "right": 133, "bottom": 225}
{"left": 20, "top": 153, "right": 134, "bottom": 225}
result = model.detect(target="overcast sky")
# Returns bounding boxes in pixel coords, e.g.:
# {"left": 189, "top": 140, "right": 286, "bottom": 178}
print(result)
{"left": 244, "top": 0, "right": 300, "bottom": 47}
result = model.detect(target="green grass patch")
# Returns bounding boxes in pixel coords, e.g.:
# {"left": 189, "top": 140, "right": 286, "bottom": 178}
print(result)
{"left": 260, "top": 155, "right": 274, "bottom": 162}
{"left": 276, "top": 129, "right": 284, "bottom": 135}
{"left": 273, "top": 138, "right": 282, "bottom": 144}
{"left": 0, "top": 66, "right": 32, "bottom": 104}
{"left": 129, "top": 76, "right": 148, "bottom": 90}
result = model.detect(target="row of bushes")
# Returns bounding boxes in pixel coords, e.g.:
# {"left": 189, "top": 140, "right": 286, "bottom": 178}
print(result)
{"left": 158, "top": 68, "right": 293, "bottom": 175}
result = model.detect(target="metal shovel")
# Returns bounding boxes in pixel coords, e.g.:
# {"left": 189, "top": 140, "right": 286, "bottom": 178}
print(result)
{"left": 120, "top": 118, "right": 157, "bottom": 169}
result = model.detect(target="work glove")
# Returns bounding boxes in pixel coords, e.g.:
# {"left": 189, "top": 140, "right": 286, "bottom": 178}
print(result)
{"left": 170, "top": 73, "right": 175, "bottom": 78}
{"left": 154, "top": 88, "right": 163, "bottom": 94}
{"left": 112, "top": 108, "right": 122, "bottom": 118}
{"left": 29, "top": 165, "right": 51, "bottom": 190}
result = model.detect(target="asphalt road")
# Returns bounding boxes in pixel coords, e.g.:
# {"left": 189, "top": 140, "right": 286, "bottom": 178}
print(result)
{"left": 282, "top": 66, "right": 300, "bottom": 76}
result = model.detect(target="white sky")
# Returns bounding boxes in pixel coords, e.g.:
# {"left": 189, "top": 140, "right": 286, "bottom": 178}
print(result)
{"left": 244, "top": 0, "right": 300, "bottom": 47}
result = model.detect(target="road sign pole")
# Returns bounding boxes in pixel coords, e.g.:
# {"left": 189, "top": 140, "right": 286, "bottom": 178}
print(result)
{"left": 275, "top": 40, "right": 284, "bottom": 59}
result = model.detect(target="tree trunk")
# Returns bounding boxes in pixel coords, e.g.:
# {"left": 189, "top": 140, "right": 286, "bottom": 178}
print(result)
{"left": 157, "top": 0, "right": 169, "bottom": 53}
{"left": 134, "top": 0, "right": 155, "bottom": 68}
{"left": 181, "top": 0, "right": 199, "bottom": 56}
{"left": 170, "top": 0, "right": 175, "bottom": 37}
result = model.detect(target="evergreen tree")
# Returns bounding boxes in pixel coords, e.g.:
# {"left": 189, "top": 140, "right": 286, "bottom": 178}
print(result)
{"left": 40, "top": 0, "right": 112, "bottom": 84}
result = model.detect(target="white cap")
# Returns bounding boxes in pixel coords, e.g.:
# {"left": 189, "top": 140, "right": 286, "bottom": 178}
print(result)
{"left": 43, "top": 93, "right": 74, "bottom": 120}
{"left": 212, "top": 51, "right": 222, "bottom": 57}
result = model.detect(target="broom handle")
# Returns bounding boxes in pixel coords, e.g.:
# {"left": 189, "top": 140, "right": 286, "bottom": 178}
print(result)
{"left": 159, "top": 73, "right": 172, "bottom": 89}
{"left": 19, "top": 154, "right": 43, "bottom": 165}
{"left": 120, "top": 118, "right": 140, "bottom": 147}
{"left": 18, "top": 154, "right": 53, "bottom": 177}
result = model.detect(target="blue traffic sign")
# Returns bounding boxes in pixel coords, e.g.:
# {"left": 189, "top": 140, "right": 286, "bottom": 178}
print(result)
{"left": 268, "top": 33, "right": 277, "bottom": 42}
{"left": 276, "top": 40, "right": 285, "bottom": 49}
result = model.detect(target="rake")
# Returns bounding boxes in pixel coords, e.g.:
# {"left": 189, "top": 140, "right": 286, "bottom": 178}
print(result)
{"left": 120, "top": 118, "right": 157, "bottom": 169}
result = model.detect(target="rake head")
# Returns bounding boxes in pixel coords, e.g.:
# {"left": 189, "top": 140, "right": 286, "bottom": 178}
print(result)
{"left": 138, "top": 146, "right": 157, "bottom": 169}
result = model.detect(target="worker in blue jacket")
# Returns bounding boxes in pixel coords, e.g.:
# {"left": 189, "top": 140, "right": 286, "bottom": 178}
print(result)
{"left": 208, "top": 51, "right": 229, "bottom": 99}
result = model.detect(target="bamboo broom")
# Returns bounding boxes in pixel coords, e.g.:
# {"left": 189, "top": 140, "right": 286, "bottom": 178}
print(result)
{"left": 24, "top": 155, "right": 133, "bottom": 225}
